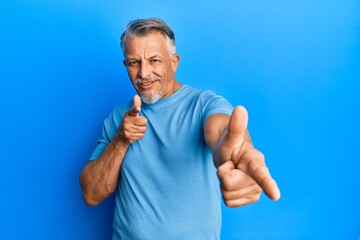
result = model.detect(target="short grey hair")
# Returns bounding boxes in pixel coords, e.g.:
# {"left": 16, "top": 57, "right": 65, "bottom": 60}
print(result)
{"left": 120, "top": 18, "right": 176, "bottom": 55}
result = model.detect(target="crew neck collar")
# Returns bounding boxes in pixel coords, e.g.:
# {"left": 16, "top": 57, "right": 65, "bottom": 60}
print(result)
{"left": 142, "top": 84, "right": 187, "bottom": 109}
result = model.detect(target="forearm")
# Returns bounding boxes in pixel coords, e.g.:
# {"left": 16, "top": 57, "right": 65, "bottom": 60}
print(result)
{"left": 210, "top": 131, "right": 225, "bottom": 168}
{"left": 80, "top": 137, "right": 129, "bottom": 206}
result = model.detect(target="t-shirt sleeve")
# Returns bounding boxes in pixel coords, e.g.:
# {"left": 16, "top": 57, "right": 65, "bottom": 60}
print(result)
{"left": 89, "top": 107, "right": 124, "bottom": 160}
{"left": 200, "top": 91, "right": 234, "bottom": 128}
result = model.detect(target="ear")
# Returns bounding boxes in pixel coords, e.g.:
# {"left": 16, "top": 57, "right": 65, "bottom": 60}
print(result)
{"left": 171, "top": 54, "right": 180, "bottom": 72}
{"left": 123, "top": 60, "right": 127, "bottom": 67}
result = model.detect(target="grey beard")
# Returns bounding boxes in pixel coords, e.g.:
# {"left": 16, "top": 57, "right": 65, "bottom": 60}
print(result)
{"left": 135, "top": 77, "right": 163, "bottom": 104}
{"left": 140, "top": 91, "right": 163, "bottom": 104}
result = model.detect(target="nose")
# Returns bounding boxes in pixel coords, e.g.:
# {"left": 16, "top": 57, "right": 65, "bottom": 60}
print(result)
{"left": 139, "top": 62, "right": 151, "bottom": 79}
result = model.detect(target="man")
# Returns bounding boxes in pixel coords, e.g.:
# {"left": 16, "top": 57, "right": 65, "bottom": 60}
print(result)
{"left": 80, "top": 18, "right": 280, "bottom": 239}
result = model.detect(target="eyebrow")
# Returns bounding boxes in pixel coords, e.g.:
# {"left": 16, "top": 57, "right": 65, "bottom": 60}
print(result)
{"left": 149, "top": 55, "right": 162, "bottom": 59}
{"left": 126, "top": 54, "right": 164, "bottom": 60}
{"left": 125, "top": 57, "right": 138, "bottom": 61}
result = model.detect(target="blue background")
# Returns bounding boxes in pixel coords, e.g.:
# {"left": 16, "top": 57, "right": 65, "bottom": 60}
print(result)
{"left": 0, "top": 0, "right": 359, "bottom": 239}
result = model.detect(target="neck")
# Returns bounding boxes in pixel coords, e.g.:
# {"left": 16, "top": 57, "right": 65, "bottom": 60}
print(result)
{"left": 173, "top": 80, "right": 182, "bottom": 92}
{"left": 161, "top": 79, "right": 182, "bottom": 99}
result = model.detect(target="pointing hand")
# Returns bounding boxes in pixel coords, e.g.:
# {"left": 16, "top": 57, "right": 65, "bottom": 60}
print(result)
{"left": 116, "top": 95, "right": 148, "bottom": 144}
{"left": 217, "top": 106, "right": 280, "bottom": 207}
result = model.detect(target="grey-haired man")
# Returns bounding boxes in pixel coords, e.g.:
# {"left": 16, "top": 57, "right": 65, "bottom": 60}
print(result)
{"left": 80, "top": 18, "right": 280, "bottom": 239}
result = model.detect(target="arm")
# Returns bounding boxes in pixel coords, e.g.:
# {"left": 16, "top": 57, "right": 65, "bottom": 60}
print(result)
{"left": 204, "top": 106, "right": 280, "bottom": 207}
{"left": 80, "top": 139, "right": 129, "bottom": 206}
{"left": 79, "top": 95, "right": 147, "bottom": 206}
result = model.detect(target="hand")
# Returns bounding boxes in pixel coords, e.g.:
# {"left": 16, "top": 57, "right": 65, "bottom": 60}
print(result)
{"left": 116, "top": 95, "right": 148, "bottom": 144}
{"left": 217, "top": 161, "right": 262, "bottom": 207}
{"left": 217, "top": 106, "right": 280, "bottom": 207}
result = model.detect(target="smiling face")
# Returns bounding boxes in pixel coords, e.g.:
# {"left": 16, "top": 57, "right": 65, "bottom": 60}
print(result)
{"left": 123, "top": 32, "right": 180, "bottom": 104}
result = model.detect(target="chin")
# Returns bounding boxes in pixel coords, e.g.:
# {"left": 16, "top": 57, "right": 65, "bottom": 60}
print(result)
{"left": 140, "top": 92, "right": 163, "bottom": 104}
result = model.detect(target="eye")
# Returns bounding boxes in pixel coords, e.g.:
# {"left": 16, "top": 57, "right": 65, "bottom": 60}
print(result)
{"left": 150, "top": 59, "right": 161, "bottom": 64}
{"left": 127, "top": 60, "right": 139, "bottom": 66}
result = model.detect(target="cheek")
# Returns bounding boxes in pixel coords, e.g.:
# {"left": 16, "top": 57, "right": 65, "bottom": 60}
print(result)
{"left": 127, "top": 69, "right": 138, "bottom": 81}
{"left": 156, "top": 65, "right": 170, "bottom": 76}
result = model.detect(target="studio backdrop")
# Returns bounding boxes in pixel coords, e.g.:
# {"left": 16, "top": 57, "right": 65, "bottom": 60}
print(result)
{"left": 0, "top": 0, "right": 359, "bottom": 239}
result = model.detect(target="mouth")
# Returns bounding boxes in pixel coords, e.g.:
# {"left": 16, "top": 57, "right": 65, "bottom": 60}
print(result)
{"left": 137, "top": 81, "right": 154, "bottom": 91}
{"left": 136, "top": 78, "right": 161, "bottom": 90}
{"left": 140, "top": 81, "right": 153, "bottom": 87}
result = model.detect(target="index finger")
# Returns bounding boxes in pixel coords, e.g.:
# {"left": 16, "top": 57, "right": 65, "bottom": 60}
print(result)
{"left": 127, "top": 95, "right": 142, "bottom": 117}
{"left": 239, "top": 149, "right": 281, "bottom": 201}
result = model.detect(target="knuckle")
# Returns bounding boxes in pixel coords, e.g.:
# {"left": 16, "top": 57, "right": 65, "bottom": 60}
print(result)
{"left": 141, "top": 117, "right": 148, "bottom": 124}
{"left": 221, "top": 190, "right": 230, "bottom": 200}
{"left": 255, "top": 185, "right": 263, "bottom": 193}
{"left": 250, "top": 148, "right": 264, "bottom": 162}
{"left": 224, "top": 200, "right": 238, "bottom": 208}
{"left": 257, "top": 150, "right": 265, "bottom": 162}
{"left": 224, "top": 200, "right": 233, "bottom": 207}
{"left": 216, "top": 165, "right": 224, "bottom": 173}
{"left": 123, "top": 115, "right": 131, "bottom": 122}
{"left": 249, "top": 194, "right": 261, "bottom": 203}
{"left": 121, "top": 125, "right": 129, "bottom": 131}
{"left": 216, "top": 168, "right": 225, "bottom": 178}
{"left": 123, "top": 134, "right": 131, "bottom": 142}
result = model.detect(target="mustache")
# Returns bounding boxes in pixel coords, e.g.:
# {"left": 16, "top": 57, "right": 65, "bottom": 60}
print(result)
{"left": 135, "top": 76, "right": 161, "bottom": 85}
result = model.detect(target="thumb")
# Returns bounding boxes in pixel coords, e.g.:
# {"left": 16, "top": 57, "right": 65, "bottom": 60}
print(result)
{"left": 224, "top": 106, "right": 248, "bottom": 144}
{"left": 127, "top": 95, "right": 142, "bottom": 117}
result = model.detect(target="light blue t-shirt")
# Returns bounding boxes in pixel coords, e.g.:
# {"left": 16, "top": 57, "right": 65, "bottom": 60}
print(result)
{"left": 90, "top": 84, "right": 233, "bottom": 240}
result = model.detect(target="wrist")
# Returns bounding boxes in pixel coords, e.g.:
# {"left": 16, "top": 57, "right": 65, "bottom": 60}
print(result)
{"left": 114, "top": 132, "right": 130, "bottom": 146}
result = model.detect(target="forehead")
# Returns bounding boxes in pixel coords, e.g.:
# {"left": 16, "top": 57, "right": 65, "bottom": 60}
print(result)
{"left": 124, "top": 33, "right": 169, "bottom": 57}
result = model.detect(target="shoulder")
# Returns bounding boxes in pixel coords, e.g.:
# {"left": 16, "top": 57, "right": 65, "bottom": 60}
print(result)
{"left": 181, "top": 84, "right": 218, "bottom": 100}
{"left": 186, "top": 85, "right": 228, "bottom": 105}
{"left": 180, "top": 84, "right": 232, "bottom": 116}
